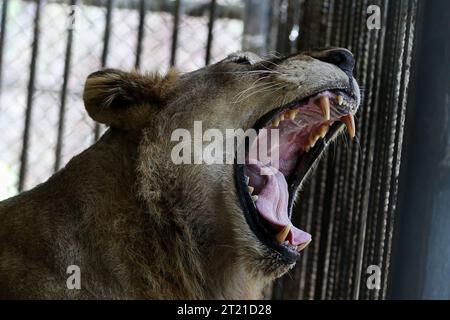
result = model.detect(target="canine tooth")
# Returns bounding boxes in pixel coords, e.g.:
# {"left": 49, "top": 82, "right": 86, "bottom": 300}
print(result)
{"left": 341, "top": 114, "right": 355, "bottom": 139}
{"left": 245, "top": 175, "right": 250, "bottom": 184}
{"left": 272, "top": 118, "right": 280, "bottom": 127}
{"left": 276, "top": 225, "right": 290, "bottom": 244}
{"left": 297, "top": 240, "right": 312, "bottom": 252}
{"left": 337, "top": 95, "right": 344, "bottom": 106}
{"left": 251, "top": 195, "right": 258, "bottom": 202}
{"left": 319, "top": 124, "right": 329, "bottom": 138}
{"left": 319, "top": 96, "right": 331, "bottom": 120}
{"left": 248, "top": 186, "right": 254, "bottom": 194}
{"left": 309, "top": 135, "right": 319, "bottom": 148}
{"left": 279, "top": 114, "right": 285, "bottom": 121}
{"left": 309, "top": 131, "right": 321, "bottom": 147}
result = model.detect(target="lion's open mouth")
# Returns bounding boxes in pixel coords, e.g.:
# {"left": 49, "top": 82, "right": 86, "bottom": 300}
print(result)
{"left": 235, "top": 89, "right": 358, "bottom": 263}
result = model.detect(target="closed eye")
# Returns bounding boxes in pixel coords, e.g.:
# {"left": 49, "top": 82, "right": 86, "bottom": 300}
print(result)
{"left": 231, "top": 57, "right": 251, "bottom": 65}
{"left": 225, "top": 52, "right": 262, "bottom": 66}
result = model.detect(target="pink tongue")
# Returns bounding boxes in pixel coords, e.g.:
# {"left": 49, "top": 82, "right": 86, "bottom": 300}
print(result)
{"left": 247, "top": 163, "right": 311, "bottom": 246}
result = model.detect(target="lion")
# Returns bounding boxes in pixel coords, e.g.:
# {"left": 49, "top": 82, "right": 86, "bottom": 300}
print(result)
{"left": 0, "top": 48, "right": 360, "bottom": 299}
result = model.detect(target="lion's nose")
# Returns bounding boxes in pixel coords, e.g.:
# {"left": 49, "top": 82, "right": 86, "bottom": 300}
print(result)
{"left": 315, "top": 48, "right": 355, "bottom": 74}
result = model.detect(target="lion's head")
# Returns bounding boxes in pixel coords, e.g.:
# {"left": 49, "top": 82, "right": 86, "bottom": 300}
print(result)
{"left": 83, "top": 48, "right": 360, "bottom": 297}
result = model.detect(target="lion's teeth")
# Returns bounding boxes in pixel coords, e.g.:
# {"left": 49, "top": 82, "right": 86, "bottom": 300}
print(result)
{"left": 287, "top": 109, "right": 298, "bottom": 120}
{"left": 245, "top": 175, "right": 249, "bottom": 184}
{"left": 297, "top": 240, "right": 312, "bottom": 252}
{"left": 341, "top": 114, "right": 355, "bottom": 139}
{"left": 318, "top": 96, "right": 330, "bottom": 120}
{"left": 319, "top": 124, "right": 329, "bottom": 138}
{"left": 337, "top": 95, "right": 344, "bottom": 106}
{"left": 308, "top": 134, "right": 320, "bottom": 148}
{"left": 276, "top": 225, "right": 290, "bottom": 244}
{"left": 248, "top": 186, "right": 254, "bottom": 194}
{"left": 272, "top": 118, "right": 280, "bottom": 127}
{"left": 279, "top": 114, "right": 285, "bottom": 121}
{"left": 251, "top": 195, "right": 258, "bottom": 202}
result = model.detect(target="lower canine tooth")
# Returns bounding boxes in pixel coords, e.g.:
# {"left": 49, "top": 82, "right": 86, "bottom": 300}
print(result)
{"left": 309, "top": 134, "right": 320, "bottom": 147}
{"left": 319, "top": 124, "right": 329, "bottom": 138}
{"left": 297, "top": 240, "right": 312, "bottom": 252}
{"left": 276, "top": 225, "right": 290, "bottom": 244}
{"left": 251, "top": 195, "right": 258, "bottom": 202}
{"left": 341, "top": 114, "right": 356, "bottom": 139}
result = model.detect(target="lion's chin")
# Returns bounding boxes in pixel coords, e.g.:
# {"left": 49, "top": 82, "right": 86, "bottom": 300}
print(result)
{"left": 235, "top": 88, "right": 358, "bottom": 264}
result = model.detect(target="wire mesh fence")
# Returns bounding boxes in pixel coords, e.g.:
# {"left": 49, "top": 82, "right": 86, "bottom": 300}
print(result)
{"left": 0, "top": 0, "right": 243, "bottom": 196}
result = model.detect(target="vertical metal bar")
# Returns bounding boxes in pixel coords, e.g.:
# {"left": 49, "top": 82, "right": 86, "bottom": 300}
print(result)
{"left": 170, "top": 0, "right": 181, "bottom": 67}
{"left": 55, "top": 0, "right": 77, "bottom": 172}
{"left": 242, "top": 0, "right": 271, "bottom": 54}
{"left": 101, "top": 0, "right": 113, "bottom": 69}
{"left": 0, "top": 0, "right": 9, "bottom": 91}
{"left": 94, "top": 0, "right": 114, "bottom": 141}
{"left": 205, "top": 0, "right": 216, "bottom": 65}
{"left": 135, "top": 0, "right": 146, "bottom": 69}
{"left": 18, "top": 0, "right": 42, "bottom": 191}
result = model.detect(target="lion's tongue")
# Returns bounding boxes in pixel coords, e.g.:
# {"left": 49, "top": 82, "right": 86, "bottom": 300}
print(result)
{"left": 246, "top": 163, "right": 311, "bottom": 246}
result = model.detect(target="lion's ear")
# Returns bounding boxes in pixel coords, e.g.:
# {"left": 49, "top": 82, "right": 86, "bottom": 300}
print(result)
{"left": 83, "top": 68, "right": 178, "bottom": 129}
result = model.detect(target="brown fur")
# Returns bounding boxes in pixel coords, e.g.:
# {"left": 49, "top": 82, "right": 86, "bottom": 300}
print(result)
{"left": 0, "top": 50, "right": 360, "bottom": 299}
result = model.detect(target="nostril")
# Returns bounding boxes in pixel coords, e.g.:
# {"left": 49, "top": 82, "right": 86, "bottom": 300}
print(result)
{"left": 317, "top": 48, "right": 355, "bottom": 73}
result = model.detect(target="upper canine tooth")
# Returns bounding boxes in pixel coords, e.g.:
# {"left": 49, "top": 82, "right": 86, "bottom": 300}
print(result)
{"left": 341, "top": 114, "right": 355, "bottom": 139}
{"left": 318, "top": 96, "right": 331, "bottom": 120}
{"left": 297, "top": 240, "right": 312, "bottom": 252}
{"left": 276, "top": 225, "right": 290, "bottom": 244}
{"left": 248, "top": 186, "right": 254, "bottom": 194}
{"left": 251, "top": 195, "right": 258, "bottom": 202}
{"left": 245, "top": 175, "right": 250, "bottom": 184}
{"left": 337, "top": 95, "right": 344, "bottom": 106}
{"left": 279, "top": 114, "right": 285, "bottom": 121}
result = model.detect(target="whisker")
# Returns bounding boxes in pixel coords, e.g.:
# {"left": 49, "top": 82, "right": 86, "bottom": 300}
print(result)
{"left": 235, "top": 82, "right": 284, "bottom": 103}
{"left": 232, "top": 77, "right": 275, "bottom": 103}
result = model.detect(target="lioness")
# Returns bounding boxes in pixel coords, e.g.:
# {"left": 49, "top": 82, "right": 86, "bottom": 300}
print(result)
{"left": 0, "top": 48, "right": 360, "bottom": 299}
